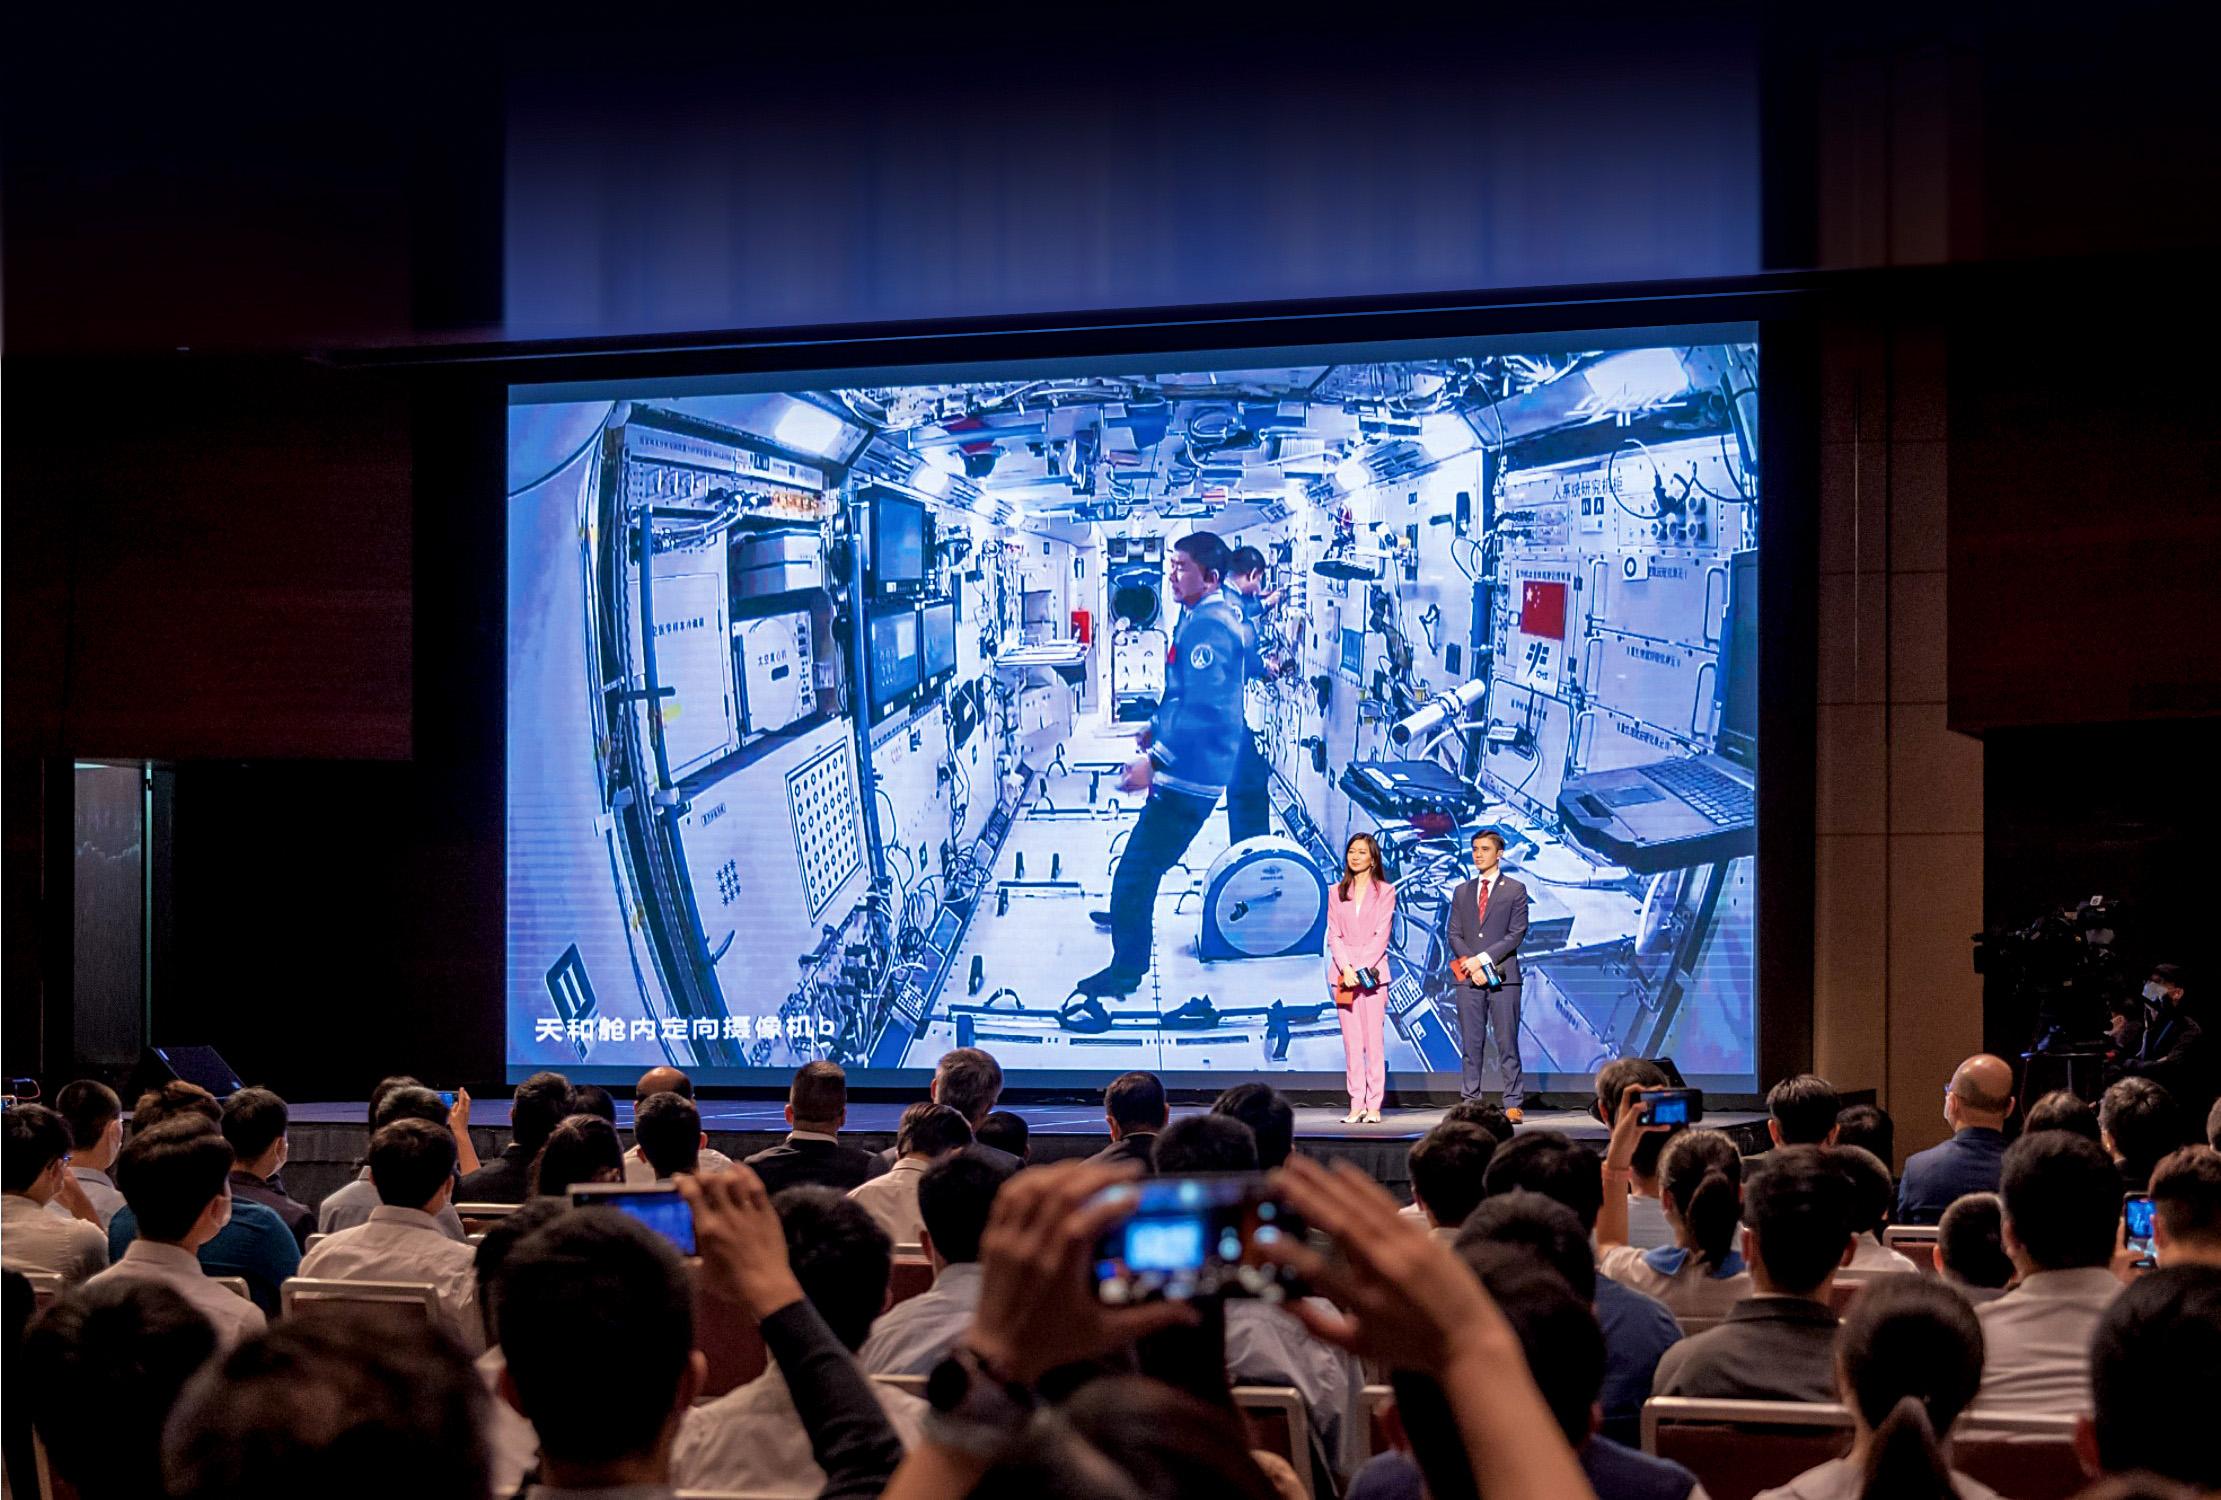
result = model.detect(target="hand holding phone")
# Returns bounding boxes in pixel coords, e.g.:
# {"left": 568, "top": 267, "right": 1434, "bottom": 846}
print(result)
{"left": 573, "top": 1183, "right": 697, "bottom": 1256}
{"left": 1092, "top": 1173, "right": 1311, "bottom": 1305}
{"left": 2123, "top": 1193, "right": 2157, "bottom": 1270}
{"left": 1637, "top": 1088, "right": 1703, "bottom": 1127}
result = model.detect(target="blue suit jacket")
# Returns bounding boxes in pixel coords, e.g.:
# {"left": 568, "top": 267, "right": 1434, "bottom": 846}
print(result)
{"left": 1447, "top": 873, "right": 1529, "bottom": 988}
{"left": 1895, "top": 1126, "right": 2009, "bottom": 1225}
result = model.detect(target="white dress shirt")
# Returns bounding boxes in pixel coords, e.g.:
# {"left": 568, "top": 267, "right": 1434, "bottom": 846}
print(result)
{"left": 672, "top": 1361, "right": 925, "bottom": 1495}
{"left": 1598, "top": 1241, "right": 1755, "bottom": 1321}
{"left": 477, "top": 1345, "right": 543, "bottom": 1496}
{"left": 42, "top": 1167, "right": 126, "bottom": 1231}
{"left": 3, "top": 1192, "right": 109, "bottom": 1284}
{"left": 298, "top": 1204, "right": 485, "bottom": 1353}
{"left": 1756, "top": 1455, "right": 2002, "bottom": 1500}
{"left": 858, "top": 1261, "right": 982, "bottom": 1374}
{"left": 1972, "top": 1267, "right": 2123, "bottom": 1415}
{"left": 1224, "top": 1297, "right": 1364, "bottom": 1466}
{"left": 319, "top": 1167, "right": 469, "bottom": 1239}
{"left": 85, "top": 1239, "right": 266, "bottom": 1349}
{"left": 622, "top": 1144, "right": 735, "bottom": 1184}
{"left": 847, "top": 1158, "right": 929, "bottom": 1247}
{"left": 1847, "top": 1234, "right": 1920, "bottom": 1274}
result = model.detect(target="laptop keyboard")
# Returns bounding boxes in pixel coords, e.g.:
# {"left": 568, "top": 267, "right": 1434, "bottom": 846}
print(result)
{"left": 1644, "top": 757, "right": 1755, "bottom": 826}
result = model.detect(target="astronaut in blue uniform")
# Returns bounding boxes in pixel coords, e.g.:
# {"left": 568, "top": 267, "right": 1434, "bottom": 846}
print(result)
{"left": 1223, "top": 543, "right": 1276, "bottom": 846}
{"left": 1077, "top": 530, "right": 1250, "bottom": 999}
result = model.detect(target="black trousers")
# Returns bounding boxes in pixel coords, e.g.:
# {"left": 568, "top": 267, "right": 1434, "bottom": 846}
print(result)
{"left": 1225, "top": 737, "right": 1272, "bottom": 846}
{"left": 1108, "top": 785, "right": 1217, "bottom": 974}
{"left": 1456, "top": 982, "right": 1524, "bottom": 1108}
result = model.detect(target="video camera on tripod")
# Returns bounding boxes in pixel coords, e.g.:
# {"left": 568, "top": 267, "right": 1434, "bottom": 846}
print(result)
{"left": 1973, "top": 893, "right": 2131, "bottom": 1053}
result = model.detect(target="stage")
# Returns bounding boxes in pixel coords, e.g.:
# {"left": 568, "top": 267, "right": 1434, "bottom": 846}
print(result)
{"left": 277, "top": 1098, "right": 1768, "bottom": 1211}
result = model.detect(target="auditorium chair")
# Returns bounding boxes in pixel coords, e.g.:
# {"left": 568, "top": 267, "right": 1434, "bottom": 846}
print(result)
{"left": 691, "top": 1267, "right": 768, "bottom": 1398}
{"left": 1882, "top": 1225, "right": 1940, "bottom": 1274}
{"left": 17, "top": 1269, "right": 64, "bottom": 1313}
{"left": 456, "top": 1202, "right": 520, "bottom": 1235}
{"left": 872, "top": 1373, "right": 927, "bottom": 1397}
{"left": 1676, "top": 1315, "right": 1724, "bottom": 1335}
{"left": 888, "top": 1250, "right": 935, "bottom": 1306}
{"left": 1952, "top": 1414, "right": 2084, "bottom": 1500}
{"left": 1643, "top": 1398, "right": 2081, "bottom": 1500}
{"left": 1357, "top": 1383, "right": 1396, "bottom": 1463}
{"left": 212, "top": 1275, "right": 253, "bottom": 1302}
{"left": 279, "top": 1277, "right": 440, "bottom": 1323}
{"left": 1824, "top": 1277, "right": 1868, "bottom": 1316}
{"left": 1233, "top": 1385, "right": 1314, "bottom": 1499}
{"left": 303, "top": 1232, "right": 327, "bottom": 1253}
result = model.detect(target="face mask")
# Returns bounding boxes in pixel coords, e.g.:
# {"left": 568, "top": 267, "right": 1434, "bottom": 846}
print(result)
{"left": 2143, "top": 981, "right": 2168, "bottom": 1004}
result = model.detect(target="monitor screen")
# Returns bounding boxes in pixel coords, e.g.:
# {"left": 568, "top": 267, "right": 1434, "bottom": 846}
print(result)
{"left": 506, "top": 325, "right": 1762, "bottom": 1091}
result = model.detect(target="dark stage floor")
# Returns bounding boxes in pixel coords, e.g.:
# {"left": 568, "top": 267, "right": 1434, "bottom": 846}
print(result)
{"left": 280, "top": 1098, "right": 1764, "bottom": 1211}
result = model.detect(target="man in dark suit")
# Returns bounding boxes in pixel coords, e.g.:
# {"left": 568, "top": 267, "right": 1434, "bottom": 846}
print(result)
{"left": 1446, "top": 829, "right": 1531, "bottom": 1120}
{"left": 1088, "top": 1072, "right": 1167, "bottom": 1172}
{"left": 743, "top": 1061, "right": 887, "bottom": 1195}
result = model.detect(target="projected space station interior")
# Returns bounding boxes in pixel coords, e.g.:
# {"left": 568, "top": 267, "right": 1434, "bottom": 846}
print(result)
{"left": 507, "top": 332, "right": 1761, "bottom": 1092}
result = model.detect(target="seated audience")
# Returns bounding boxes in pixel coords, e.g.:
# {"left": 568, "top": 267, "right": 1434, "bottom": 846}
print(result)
{"left": 633, "top": 1090, "right": 704, "bottom": 1180}
{"left": 1754, "top": 1274, "right": 1994, "bottom": 1500}
{"left": 849, "top": 1101, "right": 972, "bottom": 1245}
{"left": 162, "top": 1306, "right": 488, "bottom": 1499}
{"left": 743, "top": 1060, "right": 885, "bottom": 1193}
{"left": 1837, "top": 1145, "right": 1920, "bottom": 1272}
{"left": 1972, "top": 1129, "right": 2124, "bottom": 1415}
{"left": 2082, "top": 1265, "right": 2221, "bottom": 1494}
{"left": 1213, "top": 1081, "right": 1297, "bottom": 1169}
{"left": 89, "top": 1118, "right": 265, "bottom": 1348}
{"left": 457, "top": 1069, "right": 572, "bottom": 1203}
{"left": 468, "top": 1198, "right": 569, "bottom": 1497}
{"left": 1446, "top": 1096, "right": 1514, "bottom": 1142}
{"left": 1834, "top": 1102, "right": 1896, "bottom": 1165}
{"left": 1407, "top": 1120, "right": 1497, "bottom": 1236}
{"left": 674, "top": 1187, "right": 926, "bottom": 1494}
{"left": 1599, "top": 1115, "right": 1755, "bottom": 1319}
{"left": 2, "top": 1103, "right": 110, "bottom": 1284}
{"left": 623, "top": 1065, "right": 736, "bottom": 1182}
{"left": 1936, "top": 1193, "right": 2016, "bottom": 1302}
{"left": 2024, "top": 1087, "right": 2103, "bottom": 1143}
{"left": 1653, "top": 1146, "right": 1856, "bottom": 1402}
{"left": 2146, "top": 1145, "right": 2221, "bottom": 1268}
{"left": 2101, "top": 1076, "right": 2184, "bottom": 1194}
{"left": 2110, "top": 962, "right": 2214, "bottom": 1126}
{"left": 912, "top": 1046, "right": 1017, "bottom": 1166}
{"left": 1594, "top": 1057, "right": 1678, "bottom": 1249}
{"left": 104, "top": 1084, "right": 298, "bottom": 1316}
{"left": 1898, "top": 1055, "right": 2015, "bottom": 1224}
{"left": 221, "top": 1086, "right": 314, "bottom": 1249}
{"left": 20, "top": 1279, "right": 218, "bottom": 1500}
{"left": 859, "top": 1144, "right": 1015, "bottom": 1374}
{"left": 51, "top": 1079, "right": 127, "bottom": 1228}
{"left": 1461, "top": 1188, "right": 1679, "bottom": 1448}
{"left": 528, "top": 1112, "right": 625, "bottom": 1197}
{"left": 1089, "top": 1070, "right": 1168, "bottom": 1171}
{"left": 298, "top": 1118, "right": 484, "bottom": 1352}
{"left": 1767, "top": 1074, "right": 1844, "bottom": 1148}
{"left": 568, "top": 1083, "right": 618, "bottom": 1121}
{"left": 320, "top": 1078, "right": 470, "bottom": 1238}
{"left": 975, "top": 1109, "right": 1031, "bottom": 1163}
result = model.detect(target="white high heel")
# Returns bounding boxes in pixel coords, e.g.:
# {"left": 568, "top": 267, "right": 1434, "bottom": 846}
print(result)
{"left": 1362, "top": 1109, "right": 1383, "bottom": 1124}
{"left": 1341, "top": 1110, "right": 1364, "bottom": 1125}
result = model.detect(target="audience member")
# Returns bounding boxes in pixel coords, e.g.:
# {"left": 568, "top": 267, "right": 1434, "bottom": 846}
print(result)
{"left": 1653, "top": 1146, "right": 1856, "bottom": 1402}
{"left": 2, "top": 1103, "right": 111, "bottom": 1284}
{"left": 1973, "top": 1129, "right": 2124, "bottom": 1415}
{"left": 633, "top": 1090, "right": 704, "bottom": 1180}
{"left": 2111, "top": 963, "right": 2215, "bottom": 1127}
{"left": 992, "top": 1372, "right": 1288, "bottom": 1500}
{"left": 859, "top": 1145, "right": 1014, "bottom": 1374}
{"left": 2146, "top": 1145, "right": 2221, "bottom": 1268}
{"left": 298, "top": 1118, "right": 483, "bottom": 1351}
{"left": 1837, "top": 1145, "right": 1920, "bottom": 1272}
{"left": 1213, "top": 1082, "right": 1296, "bottom": 1169}
{"left": 467, "top": 1197, "right": 568, "bottom": 1497}
{"left": 744, "top": 1061, "right": 886, "bottom": 1193}
{"left": 674, "top": 1187, "right": 926, "bottom": 1494}
{"left": 530, "top": 1113, "right": 625, "bottom": 1197}
{"left": 105, "top": 1083, "right": 299, "bottom": 1315}
{"left": 1936, "top": 1193, "right": 2015, "bottom": 1301}
{"left": 163, "top": 1307, "right": 487, "bottom": 1500}
{"left": 2208, "top": 1096, "right": 2221, "bottom": 1149}
{"left": 51, "top": 1079, "right": 127, "bottom": 1228}
{"left": 1897, "top": 1055, "right": 2015, "bottom": 1224}
{"left": 89, "top": 1118, "right": 265, "bottom": 1348}
{"left": 1593, "top": 1058, "right": 1678, "bottom": 1249}
{"left": 1834, "top": 1102, "right": 1896, "bottom": 1166}
{"left": 1446, "top": 1096, "right": 1515, "bottom": 1142}
{"left": 1089, "top": 1071, "right": 1168, "bottom": 1171}
{"left": 1599, "top": 1119, "right": 1754, "bottom": 1319}
{"left": 1766, "top": 1074, "right": 1844, "bottom": 1148}
{"left": 2101, "top": 1076, "right": 2184, "bottom": 1195}
{"left": 975, "top": 1110, "right": 1031, "bottom": 1163}
{"left": 849, "top": 1101, "right": 972, "bottom": 1246}
{"left": 568, "top": 1083, "right": 618, "bottom": 1121}
{"left": 1754, "top": 1275, "right": 1992, "bottom": 1500}
{"left": 2024, "top": 1087, "right": 2103, "bottom": 1144}
{"left": 929, "top": 1047, "right": 1006, "bottom": 1136}
{"left": 320, "top": 1079, "right": 470, "bottom": 1238}
{"left": 221, "top": 1086, "right": 314, "bottom": 1249}
{"left": 2082, "top": 1265, "right": 2221, "bottom": 1493}
{"left": 623, "top": 1065, "right": 736, "bottom": 1182}
{"left": 457, "top": 1070, "right": 572, "bottom": 1203}
{"left": 1407, "top": 1120, "right": 1497, "bottom": 1235}
{"left": 20, "top": 1279, "right": 218, "bottom": 1500}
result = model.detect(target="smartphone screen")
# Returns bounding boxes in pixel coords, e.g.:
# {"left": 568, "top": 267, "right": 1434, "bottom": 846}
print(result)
{"left": 437, "top": 1090, "right": 457, "bottom": 1109}
{"left": 1092, "top": 1173, "right": 1305, "bottom": 1305}
{"left": 2123, "top": 1193, "right": 2156, "bottom": 1264}
{"left": 574, "top": 1185, "right": 697, "bottom": 1255}
{"left": 1639, "top": 1088, "right": 1704, "bottom": 1127}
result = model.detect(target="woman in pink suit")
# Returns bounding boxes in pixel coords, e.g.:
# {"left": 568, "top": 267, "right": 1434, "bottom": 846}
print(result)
{"left": 1325, "top": 831, "right": 1397, "bottom": 1123}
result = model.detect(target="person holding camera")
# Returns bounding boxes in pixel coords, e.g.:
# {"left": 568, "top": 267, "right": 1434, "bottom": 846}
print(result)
{"left": 1328, "top": 832, "right": 1398, "bottom": 1124}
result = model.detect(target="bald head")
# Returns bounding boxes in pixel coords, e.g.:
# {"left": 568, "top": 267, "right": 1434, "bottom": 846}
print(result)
{"left": 1948, "top": 1055, "right": 2015, "bottom": 1128}
{"left": 635, "top": 1067, "right": 692, "bottom": 1102}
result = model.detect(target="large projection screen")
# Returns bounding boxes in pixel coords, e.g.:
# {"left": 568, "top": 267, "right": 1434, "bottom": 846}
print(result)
{"left": 507, "top": 325, "right": 1762, "bottom": 1093}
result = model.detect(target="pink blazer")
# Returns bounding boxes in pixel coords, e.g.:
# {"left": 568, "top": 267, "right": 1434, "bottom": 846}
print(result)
{"left": 1325, "top": 879, "right": 1397, "bottom": 990}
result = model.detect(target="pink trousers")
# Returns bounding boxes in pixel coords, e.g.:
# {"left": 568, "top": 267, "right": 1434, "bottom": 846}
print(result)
{"left": 1336, "top": 987, "right": 1387, "bottom": 1112}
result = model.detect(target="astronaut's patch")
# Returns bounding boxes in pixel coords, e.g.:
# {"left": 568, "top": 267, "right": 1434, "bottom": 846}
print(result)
{"left": 1189, "top": 644, "right": 1215, "bottom": 670}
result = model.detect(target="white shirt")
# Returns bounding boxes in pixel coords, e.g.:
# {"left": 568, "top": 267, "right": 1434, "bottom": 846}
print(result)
{"left": 42, "top": 1167, "right": 126, "bottom": 1231}
{"left": 3, "top": 1192, "right": 109, "bottom": 1284}
{"left": 319, "top": 1167, "right": 468, "bottom": 1240}
{"left": 1847, "top": 1234, "right": 1921, "bottom": 1274}
{"left": 848, "top": 1158, "right": 929, "bottom": 1247}
{"left": 298, "top": 1204, "right": 485, "bottom": 1353}
{"left": 622, "top": 1143, "right": 735, "bottom": 1184}
{"left": 858, "top": 1261, "right": 982, "bottom": 1375}
{"left": 1972, "top": 1267, "right": 2122, "bottom": 1416}
{"left": 673, "top": 1362, "right": 925, "bottom": 1496}
{"left": 86, "top": 1239, "right": 266, "bottom": 1350}
{"left": 1598, "top": 1241, "right": 1755, "bottom": 1321}
{"left": 477, "top": 1346, "right": 543, "bottom": 1497}
{"left": 1224, "top": 1297, "right": 1364, "bottom": 1467}
{"left": 1756, "top": 1456, "right": 2003, "bottom": 1500}
{"left": 1625, "top": 1192, "right": 1676, "bottom": 1251}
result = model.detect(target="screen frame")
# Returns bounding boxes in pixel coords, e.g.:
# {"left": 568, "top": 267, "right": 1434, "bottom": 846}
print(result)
{"left": 463, "top": 278, "right": 1817, "bottom": 1104}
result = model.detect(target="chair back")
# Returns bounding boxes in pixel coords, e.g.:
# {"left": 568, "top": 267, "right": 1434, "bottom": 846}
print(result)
{"left": 1677, "top": 1315, "right": 1725, "bottom": 1335}
{"left": 1357, "top": 1383, "right": 1396, "bottom": 1464}
{"left": 873, "top": 1372, "right": 928, "bottom": 1397}
{"left": 211, "top": 1275, "right": 254, "bottom": 1302}
{"left": 1956, "top": 1414, "right": 2083, "bottom": 1500}
{"left": 280, "top": 1277, "right": 441, "bottom": 1323}
{"left": 691, "top": 1270, "right": 768, "bottom": 1398}
{"left": 1882, "top": 1225, "right": 1940, "bottom": 1275}
{"left": 889, "top": 1254, "right": 935, "bottom": 1306}
{"left": 456, "top": 1202, "right": 518, "bottom": 1234}
{"left": 1232, "top": 1385, "right": 1313, "bottom": 1500}
{"left": 17, "top": 1269, "right": 65, "bottom": 1313}
{"left": 1643, "top": 1397, "right": 1853, "bottom": 1500}
{"left": 303, "top": 1232, "right": 328, "bottom": 1253}
{"left": 1825, "top": 1277, "right": 1867, "bottom": 1315}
